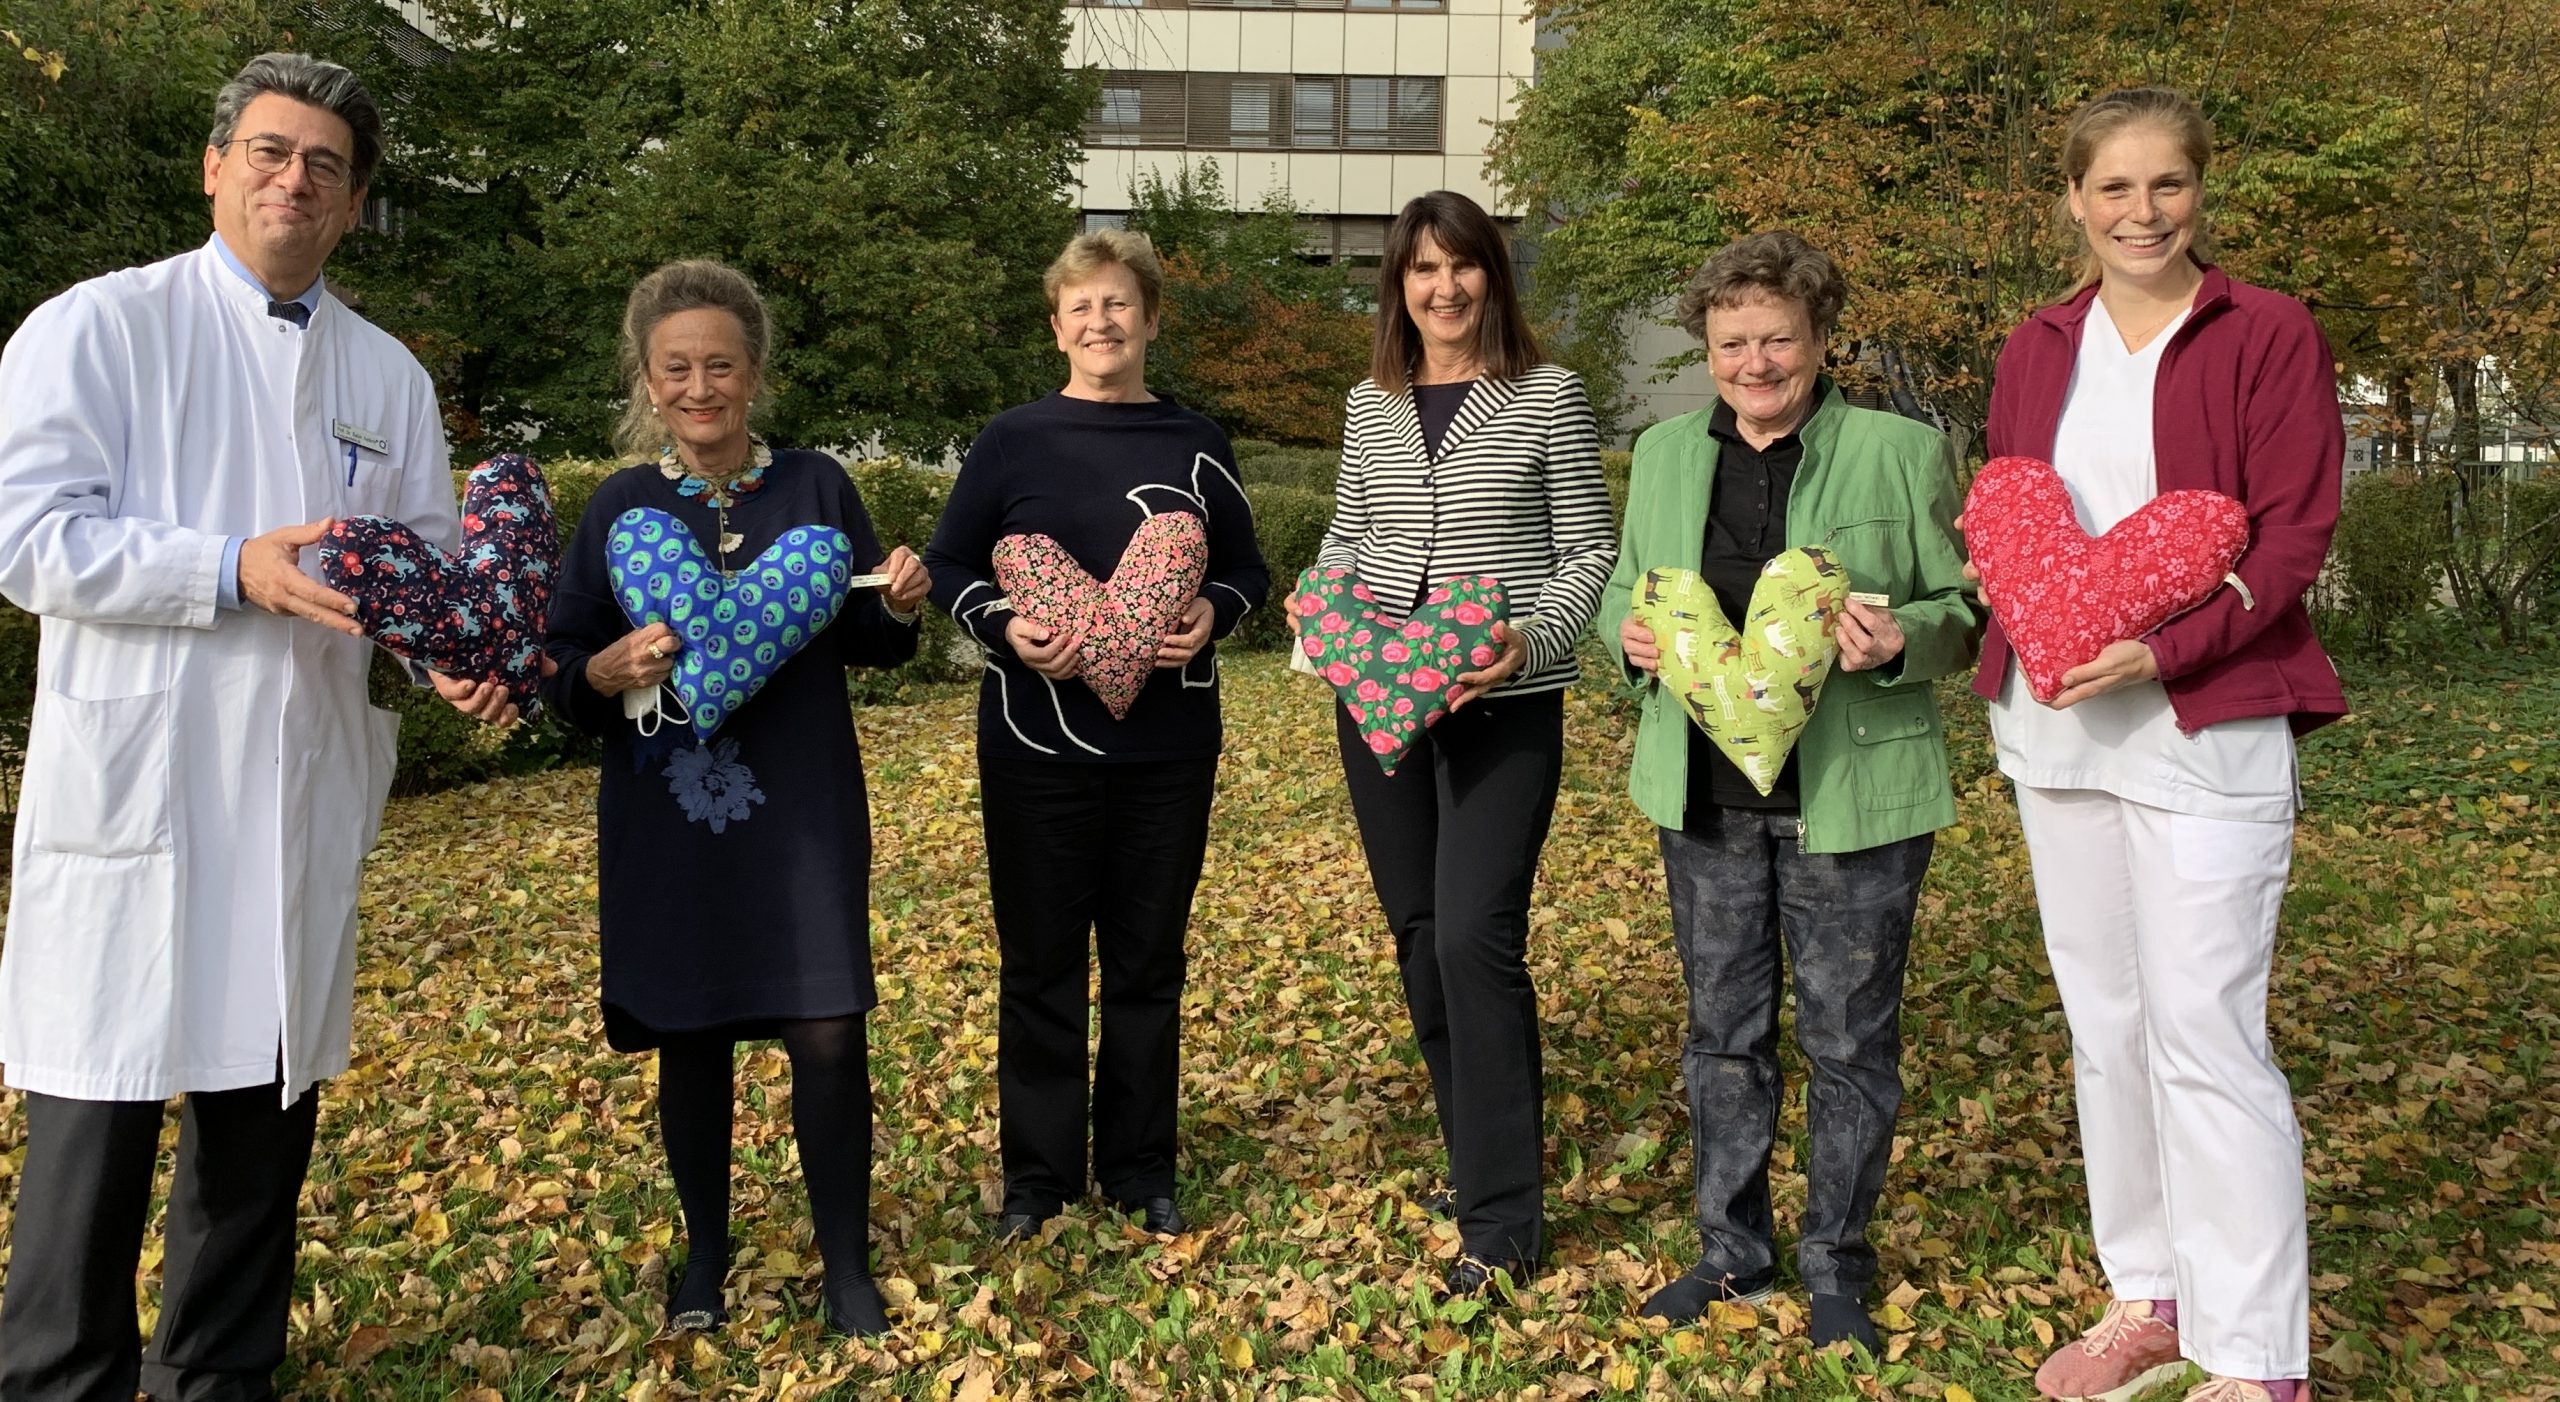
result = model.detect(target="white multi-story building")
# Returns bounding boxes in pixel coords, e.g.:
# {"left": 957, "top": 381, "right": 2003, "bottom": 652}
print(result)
{"left": 1065, "top": 0, "right": 1537, "bottom": 280}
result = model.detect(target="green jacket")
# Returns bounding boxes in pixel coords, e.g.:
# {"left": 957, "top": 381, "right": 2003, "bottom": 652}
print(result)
{"left": 1598, "top": 387, "right": 1982, "bottom": 854}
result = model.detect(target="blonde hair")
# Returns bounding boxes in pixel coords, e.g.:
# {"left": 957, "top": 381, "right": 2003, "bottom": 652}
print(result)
{"left": 612, "top": 260, "right": 772, "bottom": 462}
{"left": 1043, "top": 229, "right": 1165, "bottom": 320}
{"left": 2057, "top": 86, "right": 2220, "bottom": 288}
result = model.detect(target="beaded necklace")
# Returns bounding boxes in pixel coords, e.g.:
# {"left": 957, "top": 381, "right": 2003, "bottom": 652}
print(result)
{"left": 659, "top": 436, "right": 773, "bottom": 575}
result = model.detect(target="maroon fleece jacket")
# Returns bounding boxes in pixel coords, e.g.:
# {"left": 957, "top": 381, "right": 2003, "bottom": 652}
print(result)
{"left": 1977, "top": 264, "right": 2348, "bottom": 735}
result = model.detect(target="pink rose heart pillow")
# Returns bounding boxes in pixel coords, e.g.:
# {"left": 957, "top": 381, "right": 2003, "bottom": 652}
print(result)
{"left": 1292, "top": 566, "right": 1507, "bottom": 774}
{"left": 992, "top": 511, "right": 1208, "bottom": 720}
{"left": 321, "top": 453, "right": 559, "bottom": 716}
{"left": 1963, "top": 454, "right": 2250, "bottom": 702}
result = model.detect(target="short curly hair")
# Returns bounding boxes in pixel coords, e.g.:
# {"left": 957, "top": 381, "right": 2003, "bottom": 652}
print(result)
{"left": 1675, "top": 230, "right": 1847, "bottom": 344}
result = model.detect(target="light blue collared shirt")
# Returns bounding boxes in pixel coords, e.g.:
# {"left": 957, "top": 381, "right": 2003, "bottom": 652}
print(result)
{"left": 208, "top": 236, "right": 325, "bottom": 610}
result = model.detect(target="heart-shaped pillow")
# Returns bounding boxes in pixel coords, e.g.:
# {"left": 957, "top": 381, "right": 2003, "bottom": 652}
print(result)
{"left": 322, "top": 453, "right": 559, "bottom": 716}
{"left": 1293, "top": 566, "right": 1508, "bottom": 774}
{"left": 1963, "top": 455, "right": 2251, "bottom": 702}
{"left": 991, "top": 512, "right": 1208, "bottom": 721}
{"left": 607, "top": 508, "right": 856, "bottom": 739}
{"left": 1634, "top": 550, "right": 1849, "bottom": 796}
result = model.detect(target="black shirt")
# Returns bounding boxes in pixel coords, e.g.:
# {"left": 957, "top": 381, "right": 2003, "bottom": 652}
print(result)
{"left": 1413, "top": 379, "right": 1475, "bottom": 458}
{"left": 1685, "top": 388, "right": 1817, "bottom": 817}
{"left": 923, "top": 392, "right": 1271, "bottom": 763}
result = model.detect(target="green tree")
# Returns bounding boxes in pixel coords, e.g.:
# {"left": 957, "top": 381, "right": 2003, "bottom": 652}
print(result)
{"left": 0, "top": 0, "right": 283, "bottom": 334}
{"left": 1122, "top": 159, "right": 1369, "bottom": 446}
{"left": 317, "top": 0, "right": 1092, "bottom": 459}
{"left": 1490, "top": 0, "right": 2404, "bottom": 453}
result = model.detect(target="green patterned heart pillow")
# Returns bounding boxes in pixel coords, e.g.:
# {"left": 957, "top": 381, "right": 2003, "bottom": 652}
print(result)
{"left": 1634, "top": 548, "right": 1850, "bottom": 795}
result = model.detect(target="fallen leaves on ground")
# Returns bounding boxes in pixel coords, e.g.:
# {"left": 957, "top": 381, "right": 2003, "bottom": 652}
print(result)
{"left": 0, "top": 648, "right": 2553, "bottom": 1400}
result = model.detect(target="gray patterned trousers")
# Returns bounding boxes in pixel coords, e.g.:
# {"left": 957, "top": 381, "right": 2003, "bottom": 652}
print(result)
{"left": 1659, "top": 810, "right": 1934, "bottom": 1296}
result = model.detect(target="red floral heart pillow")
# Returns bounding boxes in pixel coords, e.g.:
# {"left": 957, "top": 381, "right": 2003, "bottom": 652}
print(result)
{"left": 1963, "top": 454, "right": 2250, "bottom": 702}
{"left": 992, "top": 512, "right": 1208, "bottom": 720}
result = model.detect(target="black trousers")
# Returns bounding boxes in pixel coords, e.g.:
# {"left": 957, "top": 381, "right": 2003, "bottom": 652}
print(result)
{"left": 1336, "top": 689, "right": 1562, "bottom": 1262}
{"left": 0, "top": 1082, "right": 320, "bottom": 1402}
{"left": 979, "top": 753, "right": 1218, "bottom": 1215}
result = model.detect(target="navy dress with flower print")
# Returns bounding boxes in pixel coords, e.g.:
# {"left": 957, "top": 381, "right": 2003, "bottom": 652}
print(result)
{"left": 541, "top": 449, "right": 919, "bottom": 1050}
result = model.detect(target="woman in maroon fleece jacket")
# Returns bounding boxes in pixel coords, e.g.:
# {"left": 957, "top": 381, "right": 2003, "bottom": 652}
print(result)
{"left": 1979, "top": 89, "right": 2339, "bottom": 1402}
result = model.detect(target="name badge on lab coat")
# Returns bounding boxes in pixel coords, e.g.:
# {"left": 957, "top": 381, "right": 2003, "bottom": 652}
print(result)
{"left": 331, "top": 420, "right": 389, "bottom": 455}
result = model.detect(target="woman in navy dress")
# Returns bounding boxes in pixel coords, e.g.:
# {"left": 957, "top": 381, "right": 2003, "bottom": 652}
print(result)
{"left": 541, "top": 260, "right": 929, "bottom": 1337}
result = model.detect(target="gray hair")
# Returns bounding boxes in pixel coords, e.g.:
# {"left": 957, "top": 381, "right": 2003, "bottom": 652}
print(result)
{"left": 613, "top": 260, "right": 774, "bottom": 461}
{"left": 209, "top": 53, "right": 384, "bottom": 190}
{"left": 1677, "top": 229, "right": 1849, "bottom": 344}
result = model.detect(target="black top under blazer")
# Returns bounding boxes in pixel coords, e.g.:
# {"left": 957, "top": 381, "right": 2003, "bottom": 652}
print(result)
{"left": 1317, "top": 362, "right": 1618, "bottom": 694}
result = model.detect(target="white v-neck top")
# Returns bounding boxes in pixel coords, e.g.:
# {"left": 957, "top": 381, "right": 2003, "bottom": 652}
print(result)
{"left": 1988, "top": 297, "right": 2298, "bottom": 821}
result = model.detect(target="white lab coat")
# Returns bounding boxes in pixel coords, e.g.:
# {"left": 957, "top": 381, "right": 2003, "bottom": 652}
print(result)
{"left": 0, "top": 240, "right": 457, "bottom": 1103}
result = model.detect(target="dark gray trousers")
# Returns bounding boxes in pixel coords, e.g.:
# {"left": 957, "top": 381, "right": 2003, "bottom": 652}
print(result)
{"left": 0, "top": 1082, "right": 319, "bottom": 1402}
{"left": 1660, "top": 811, "right": 1932, "bottom": 1296}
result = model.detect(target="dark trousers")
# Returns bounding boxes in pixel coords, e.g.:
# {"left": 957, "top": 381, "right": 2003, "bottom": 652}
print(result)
{"left": 980, "top": 753, "right": 1218, "bottom": 1215}
{"left": 1336, "top": 690, "right": 1562, "bottom": 1263}
{"left": 0, "top": 1082, "right": 320, "bottom": 1402}
{"left": 1659, "top": 810, "right": 1934, "bottom": 1296}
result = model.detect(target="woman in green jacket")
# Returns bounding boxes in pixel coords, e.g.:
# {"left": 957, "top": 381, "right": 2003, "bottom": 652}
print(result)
{"left": 1597, "top": 231, "right": 1979, "bottom": 1348}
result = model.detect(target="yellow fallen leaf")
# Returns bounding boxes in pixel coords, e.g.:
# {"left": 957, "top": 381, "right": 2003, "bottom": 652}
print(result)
{"left": 1947, "top": 1388, "right": 1978, "bottom": 1402}
{"left": 1219, "top": 1333, "right": 1255, "bottom": 1369}
{"left": 409, "top": 1208, "right": 449, "bottom": 1245}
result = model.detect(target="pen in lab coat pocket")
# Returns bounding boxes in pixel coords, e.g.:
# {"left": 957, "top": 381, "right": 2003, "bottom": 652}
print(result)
{"left": 344, "top": 443, "right": 357, "bottom": 487}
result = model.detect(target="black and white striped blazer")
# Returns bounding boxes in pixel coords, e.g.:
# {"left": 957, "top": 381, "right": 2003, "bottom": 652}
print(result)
{"left": 1316, "top": 362, "right": 1618, "bottom": 695}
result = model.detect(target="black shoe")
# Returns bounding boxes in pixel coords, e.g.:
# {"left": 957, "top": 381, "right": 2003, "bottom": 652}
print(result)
{"left": 1810, "top": 1292, "right": 1879, "bottom": 1352}
{"left": 823, "top": 1274, "right": 890, "bottom": 1339}
{"left": 1417, "top": 1186, "right": 1456, "bottom": 1219}
{"left": 666, "top": 1253, "right": 731, "bottom": 1332}
{"left": 996, "top": 1210, "right": 1054, "bottom": 1243}
{"left": 1110, "top": 1195, "right": 1188, "bottom": 1236}
{"left": 1637, "top": 1264, "right": 1777, "bottom": 1323}
{"left": 1437, "top": 1253, "right": 1531, "bottom": 1304}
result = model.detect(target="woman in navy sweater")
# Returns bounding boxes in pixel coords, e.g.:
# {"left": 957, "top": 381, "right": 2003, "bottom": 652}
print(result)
{"left": 925, "top": 230, "right": 1268, "bottom": 1240}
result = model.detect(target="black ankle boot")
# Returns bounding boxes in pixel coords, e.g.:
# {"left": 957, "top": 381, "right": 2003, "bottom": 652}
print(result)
{"left": 824, "top": 1273, "right": 890, "bottom": 1338}
{"left": 666, "top": 1252, "right": 730, "bottom": 1332}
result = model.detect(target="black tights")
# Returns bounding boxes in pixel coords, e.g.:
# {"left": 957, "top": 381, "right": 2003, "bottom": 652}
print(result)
{"left": 657, "top": 1013, "right": 873, "bottom": 1310}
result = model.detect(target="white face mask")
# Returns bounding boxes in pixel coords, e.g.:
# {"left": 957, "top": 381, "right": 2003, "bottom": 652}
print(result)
{"left": 623, "top": 681, "right": 692, "bottom": 737}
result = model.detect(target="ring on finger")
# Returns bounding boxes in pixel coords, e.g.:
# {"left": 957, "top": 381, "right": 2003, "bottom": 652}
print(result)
{"left": 647, "top": 642, "right": 667, "bottom": 660}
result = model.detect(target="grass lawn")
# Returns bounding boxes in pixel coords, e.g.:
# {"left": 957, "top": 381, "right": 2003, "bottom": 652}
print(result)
{"left": 1, "top": 646, "right": 2553, "bottom": 1400}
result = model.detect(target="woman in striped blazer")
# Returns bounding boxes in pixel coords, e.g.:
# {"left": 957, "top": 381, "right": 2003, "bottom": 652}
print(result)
{"left": 1310, "top": 190, "right": 1617, "bottom": 1302}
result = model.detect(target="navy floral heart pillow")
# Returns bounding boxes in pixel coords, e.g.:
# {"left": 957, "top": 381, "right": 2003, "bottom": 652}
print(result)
{"left": 321, "top": 454, "right": 560, "bottom": 715}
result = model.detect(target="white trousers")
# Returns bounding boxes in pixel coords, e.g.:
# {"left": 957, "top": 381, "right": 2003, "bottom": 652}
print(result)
{"left": 2014, "top": 785, "right": 2310, "bottom": 1380}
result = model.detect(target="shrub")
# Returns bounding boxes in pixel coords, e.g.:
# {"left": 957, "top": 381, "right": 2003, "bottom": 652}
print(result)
{"left": 1234, "top": 439, "right": 1340, "bottom": 495}
{"left": 1236, "top": 484, "right": 1333, "bottom": 653}
{"left": 2323, "top": 470, "right": 2451, "bottom": 652}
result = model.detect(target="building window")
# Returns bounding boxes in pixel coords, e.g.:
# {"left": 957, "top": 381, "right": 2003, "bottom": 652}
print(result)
{"left": 1085, "top": 71, "right": 1442, "bottom": 152}
{"left": 1088, "top": 72, "right": 1188, "bottom": 146}
{"left": 1084, "top": 211, "right": 1131, "bottom": 233}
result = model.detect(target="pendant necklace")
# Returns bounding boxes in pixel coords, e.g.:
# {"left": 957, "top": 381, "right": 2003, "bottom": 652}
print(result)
{"left": 661, "top": 438, "right": 773, "bottom": 577}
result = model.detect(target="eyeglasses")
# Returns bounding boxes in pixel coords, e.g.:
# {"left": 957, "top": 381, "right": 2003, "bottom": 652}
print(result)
{"left": 219, "top": 137, "right": 355, "bottom": 190}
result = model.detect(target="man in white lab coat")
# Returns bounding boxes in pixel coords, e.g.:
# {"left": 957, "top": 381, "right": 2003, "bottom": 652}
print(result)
{"left": 0, "top": 54, "right": 524, "bottom": 1402}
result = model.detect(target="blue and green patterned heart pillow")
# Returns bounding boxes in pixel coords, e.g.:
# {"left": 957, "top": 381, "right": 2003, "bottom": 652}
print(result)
{"left": 607, "top": 508, "right": 855, "bottom": 739}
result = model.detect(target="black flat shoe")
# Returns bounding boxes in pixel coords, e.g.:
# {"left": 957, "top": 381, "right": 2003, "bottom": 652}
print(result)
{"left": 1637, "top": 1263, "right": 1777, "bottom": 1323}
{"left": 1437, "top": 1253, "right": 1531, "bottom": 1304}
{"left": 996, "top": 1210, "right": 1054, "bottom": 1243}
{"left": 666, "top": 1253, "right": 730, "bottom": 1333}
{"left": 1109, "top": 1195, "right": 1188, "bottom": 1236}
{"left": 1810, "top": 1291, "right": 1879, "bottom": 1352}
{"left": 1417, "top": 1186, "right": 1455, "bottom": 1219}
{"left": 824, "top": 1274, "right": 891, "bottom": 1339}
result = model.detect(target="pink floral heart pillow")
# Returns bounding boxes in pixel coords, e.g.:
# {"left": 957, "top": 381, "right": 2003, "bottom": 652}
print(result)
{"left": 993, "top": 512, "right": 1208, "bottom": 719}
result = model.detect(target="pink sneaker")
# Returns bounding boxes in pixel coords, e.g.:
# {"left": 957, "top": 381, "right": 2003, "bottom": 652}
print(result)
{"left": 2034, "top": 1299, "right": 2188, "bottom": 1401}
{"left": 2180, "top": 1383, "right": 2302, "bottom": 1402}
